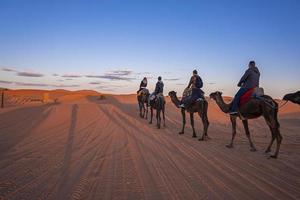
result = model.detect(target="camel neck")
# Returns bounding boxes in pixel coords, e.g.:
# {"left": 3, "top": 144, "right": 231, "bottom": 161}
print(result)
{"left": 171, "top": 95, "right": 181, "bottom": 108}
{"left": 215, "top": 95, "right": 230, "bottom": 113}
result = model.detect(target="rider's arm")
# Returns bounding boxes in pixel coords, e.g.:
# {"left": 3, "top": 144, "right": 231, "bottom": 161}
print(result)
{"left": 187, "top": 77, "right": 193, "bottom": 88}
{"left": 238, "top": 69, "right": 250, "bottom": 87}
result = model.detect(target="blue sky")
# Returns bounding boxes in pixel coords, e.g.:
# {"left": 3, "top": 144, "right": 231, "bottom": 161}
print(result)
{"left": 0, "top": 0, "right": 299, "bottom": 97}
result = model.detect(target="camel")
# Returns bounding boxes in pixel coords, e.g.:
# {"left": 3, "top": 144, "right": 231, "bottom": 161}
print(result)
{"left": 168, "top": 91, "right": 209, "bottom": 140}
{"left": 137, "top": 89, "right": 149, "bottom": 119}
{"left": 149, "top": 94, "right": 166, "bottom": 129}
{"left": 209, "top": 91, "right": 282, "bottom": 158}
{"left": 283, "top": 91, "right": 300, "bottom": 105}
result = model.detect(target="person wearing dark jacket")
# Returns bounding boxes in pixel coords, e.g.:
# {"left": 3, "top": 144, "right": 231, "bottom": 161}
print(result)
{"left": 137, "top": 77, "right": 148, "bottom": 94}
{"left": 154, "top": 76, "right": 164, "bottom": 95}
{"left": 229, "top": 61, "right": 260, "bottom": 114}
{"left": 179, "top": 70, "right": 204, "bottom": 108}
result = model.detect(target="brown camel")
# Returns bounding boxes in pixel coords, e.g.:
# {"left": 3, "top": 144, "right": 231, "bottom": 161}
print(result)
{"left": 137, "top": 89, "right": 149, "bottom": 119}
{"left": 168, "top": 91, "right": 209, "bottom": 140}
{"left": 283, "top": 91, "right": 300, "bottom": 105}
{"left": 209, "top": 91, "right": 282, "bottom": 158}
{"left": 149, "top": 94, "right": 166, "bottom": 129}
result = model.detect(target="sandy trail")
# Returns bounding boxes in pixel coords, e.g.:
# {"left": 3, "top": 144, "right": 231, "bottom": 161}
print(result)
{"left": 0, "top": 93, "right": 299, "bottom": 200}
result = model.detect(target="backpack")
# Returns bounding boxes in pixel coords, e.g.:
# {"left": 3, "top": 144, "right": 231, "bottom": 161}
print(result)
{"left": 195, "top": 76, "right": 203, "bottom": 89}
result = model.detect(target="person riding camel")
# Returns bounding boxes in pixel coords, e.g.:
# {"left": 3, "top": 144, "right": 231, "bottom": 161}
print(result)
{"left": 179, "top": 70, "right": 204, "bottom": 108}
{"left": 150, "top": 76, "right": 164, "bottom": 101}
{"left": 137, "top": 77, "right": 148, "bottom": 96}
{"left": 229, "top": 60, "right": 260, "bottom": 115}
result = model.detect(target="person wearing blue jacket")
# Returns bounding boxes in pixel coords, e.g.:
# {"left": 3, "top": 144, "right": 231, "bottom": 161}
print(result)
{"left": 179, "top": 70, "right": 204, "bottom": 108}
{"left": 229, "top": 61, "right": 260, "bottom": 115}
{"left": 154, "top": 76, "right": 164, "bottom": 95}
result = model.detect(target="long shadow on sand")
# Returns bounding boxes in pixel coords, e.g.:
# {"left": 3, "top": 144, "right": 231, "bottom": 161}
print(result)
{"left": 0, "top": 104, "right": 54, "bottom": 157}
{"left": 56, "top": 104, "right": 78, "bottom": 199}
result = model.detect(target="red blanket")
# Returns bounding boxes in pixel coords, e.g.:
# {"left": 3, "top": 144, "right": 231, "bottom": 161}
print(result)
{"left": 239, "top": 87, "right": 255, "bottom": 106}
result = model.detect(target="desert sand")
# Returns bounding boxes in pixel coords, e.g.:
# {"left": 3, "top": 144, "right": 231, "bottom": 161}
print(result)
{"left": 0, "top": 89, "right": 299, "bottom": 200}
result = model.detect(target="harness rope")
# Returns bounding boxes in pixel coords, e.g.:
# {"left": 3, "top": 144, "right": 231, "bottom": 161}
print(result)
{"left": 278, "top": 100, "right": 289, "bottom": 109}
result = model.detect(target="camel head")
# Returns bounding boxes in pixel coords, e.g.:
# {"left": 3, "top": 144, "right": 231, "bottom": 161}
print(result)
{"left": 283, "top": 91, "right": 300, "bottom": 105}
{"left": 209, "top": 91, "right": 223, "bottom": 101}
{"left": 168, "top": 91, "right": 177, "bottom": 99}
{"left": 168, "top": 91, "right": 180, "bottom": 107}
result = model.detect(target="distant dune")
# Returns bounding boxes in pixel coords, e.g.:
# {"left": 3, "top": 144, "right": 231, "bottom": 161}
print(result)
{"left": 0, "top": 89, "right": 299, "bottom": 199}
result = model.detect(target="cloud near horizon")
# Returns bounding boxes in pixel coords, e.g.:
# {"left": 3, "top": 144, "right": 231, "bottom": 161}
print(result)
{"left": 17, "top": 72, "right": 44, "bottom": 77}
{"left": 164, "top": 78, "right": 181, "bottom": 81}
{"left": 89, "top": 82, "right": 101, "bottom": 85}
{"left": 1, "top": 67, "right": 18, "bottom": 72}
{"left": 61, "top": 74, "right": 82, "bottom": 78}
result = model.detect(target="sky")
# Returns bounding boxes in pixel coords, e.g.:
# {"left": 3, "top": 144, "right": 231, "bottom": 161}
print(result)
{"left": 0, "top": 0, "right": 299, "bottom": 98}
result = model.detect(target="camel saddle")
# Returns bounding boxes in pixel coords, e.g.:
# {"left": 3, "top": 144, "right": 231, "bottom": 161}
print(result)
{"left": 137, "top": 88, "right": 149, "bottom": 97}
{"left": 239, "top": 87, "right": 264, "bottom": 106}
{"left": 182, "top": 88, "right": 204, "bottom": 102}
{"left": 149, "top": 92, "right": 165, "bottom": 102}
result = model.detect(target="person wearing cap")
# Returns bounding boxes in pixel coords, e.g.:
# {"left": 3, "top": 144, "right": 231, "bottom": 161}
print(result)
{"left": 149, "top": 76, "right": 164, "bottom": 101}
{"left": 154, "top": 76, "right": 164, "bottom": 95}
{"left": 228, "top": 60, "right": 260, "bottom": 115}
{"left": 179, "top": 70, "right": 204, "bottom": 108}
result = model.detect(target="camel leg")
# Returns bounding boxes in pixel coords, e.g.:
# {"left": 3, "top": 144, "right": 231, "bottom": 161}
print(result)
{"left": 190, "top": 112, "right": 197, "bottom": 138}
{"left": 162, "top": 104, "right": 166, "bottom": 127}
{"left": 149, "top": 107, "right": 153, "bottom": 124}
{"left": 156, "top": 109, "right": 161, "bottom": 129}
{"left": 226, "top": 115, "right": 237, "bottom": 148}
{"left": 271, "top": 128, "right": 282, "bottom": 158}
{"left": 242, "top": 120, "right": 256, "bottom": 151}
{"left": 179, "top": 108, "right": 186, "bottom": 134}
{"left": 199, "top": 113, "right": 209, "bottom": 141}
{"left": 265, "top": 125, "right": 275, "bottom": 153}
{"left": 145, "top": 103, "right": 148, "bottom": 119}
{"left": 262, "top": 107, "right": 282, "bottom": 158}
{"left": 199, "top": 102, "right": 210, "bottom": 141}
{"left": 142, "top": 103, "right": 145, "bottom": 118}
{"left": 139, "top": 102, "right": 143, "bottom": 118}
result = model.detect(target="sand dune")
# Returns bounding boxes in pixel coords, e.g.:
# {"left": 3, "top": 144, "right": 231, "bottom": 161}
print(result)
{"left": 0, "top": 90, "right": 299, "bottom": 200}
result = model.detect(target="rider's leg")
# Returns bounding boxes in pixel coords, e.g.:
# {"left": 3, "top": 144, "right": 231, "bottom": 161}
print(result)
{"left": 230, "top": 87, "right": 248, "bottom": 113}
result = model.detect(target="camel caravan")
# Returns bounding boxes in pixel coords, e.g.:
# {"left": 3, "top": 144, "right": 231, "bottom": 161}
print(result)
{"left": 137, "top": 61, "right": 299, "bottom": 159}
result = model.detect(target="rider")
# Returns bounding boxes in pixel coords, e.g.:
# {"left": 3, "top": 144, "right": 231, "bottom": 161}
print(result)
{"left": 154, "top": 76, "right": 164, "bottom": 95}
{"left": 150, "top": 76, "right": 164, "bottom": 101}
{"left": 179, "top": 69, "right": 204, "bottom": 108}
{"left": 137, "top": 77, "right": 148, "bottom": 95}
{"left": 229, "top": 61, "right": 260, "bottom": 115}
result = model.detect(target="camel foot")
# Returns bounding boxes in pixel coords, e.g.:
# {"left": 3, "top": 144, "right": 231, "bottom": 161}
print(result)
{"left": 265, "top": 149, "right": 271, "bottom": 153}
{"left": 157, "top": 126, "right": 160, "bottom": 129}
{"left": 149, "top": 121, "right": 152, "bottom": 124}
{"left": 226, "top": 144, "right": 233, "bottom": 148}
{"left": 192, "top": 134, "right": 197, "bottom": 138}
{"left": 179, "top": 132, "right": 184, "bottom": 135}
{"left": 205, "top": 135, "right": 211, "bottom": 140}
{"left": 270, "top": 155, "right": 278, "bottom": 159}
{"left": 198, "top": 138, "right": 204, "bottom": 141}
{"left": 250, "top": 147, "right": 257, "bottom": 152}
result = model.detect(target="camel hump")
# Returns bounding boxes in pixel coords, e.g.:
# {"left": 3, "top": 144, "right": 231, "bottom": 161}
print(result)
{"left": 182, "top": 88, "right": 192, "bottom": 98}
{"left": 253, "top": 87, "right": 264, "bottom": 97}
{"left": 138, "top": 88, "right": 149, "bottom": 96}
